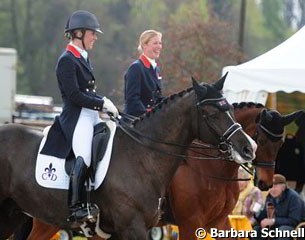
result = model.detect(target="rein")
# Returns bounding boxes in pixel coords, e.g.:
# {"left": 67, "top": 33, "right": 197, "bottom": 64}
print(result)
{"left": 202, "top": 116, "right": 285, "bottom": 181}
{"left": 252, "top": 161, "right": 275, "bottom": 168}
{"left": 115, "top": 105, "right": 279, "bottom": 182}
{"left": 108, "top": 111, "right": 251, "bottom": 181}
{"left": 184, "top": 160, "right": 252, "bottom": 182}
{"left": 116, "top": 115, "right": 223, "bottom": 160}
{"left": 183, "top": 110, "right": 285, "bottom": 181}
{"left": 117, "top": 96, "right": 242, "bottom": 162}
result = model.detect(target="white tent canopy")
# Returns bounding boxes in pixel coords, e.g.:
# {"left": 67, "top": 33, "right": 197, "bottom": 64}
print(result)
{"left": 223, "top": 26, "right": 305, "bottom": 104}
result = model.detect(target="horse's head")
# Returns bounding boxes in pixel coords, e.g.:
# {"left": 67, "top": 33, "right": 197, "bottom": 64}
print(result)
{"left": 192, "top": 74, "right": 257, "bottom": 164}
{"left": 253, "top": 109, "right": 304, "bottom": 190}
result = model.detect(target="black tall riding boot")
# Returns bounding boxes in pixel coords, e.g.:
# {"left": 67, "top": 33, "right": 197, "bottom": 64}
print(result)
{"left": 67, "top": 156, "right": 91, "bottom": 222}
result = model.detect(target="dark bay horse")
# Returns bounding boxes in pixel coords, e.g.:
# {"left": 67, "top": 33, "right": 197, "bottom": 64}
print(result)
{"left": 169, "top": 102, "right": 304, "bottom": 240}
{"left": 26, "top": 105, "right": 305, "bottom": 240}
{"left": 0, "top": 77, "right": 257, "bottom": 240}
{"left": 22, "top": 106, "right": 305, "bottom": 240}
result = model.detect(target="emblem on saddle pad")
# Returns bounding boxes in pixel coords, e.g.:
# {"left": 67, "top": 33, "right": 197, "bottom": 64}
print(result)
{"left": 41, "top": 163, "right": 57, "bottom": 181}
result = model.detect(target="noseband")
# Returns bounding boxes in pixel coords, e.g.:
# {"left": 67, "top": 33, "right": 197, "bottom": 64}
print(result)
{"left": 196, "top": 97, "right": 242, "bottom": 160}
{"left": 252, "top": 160, "right": 275, "bottom": 169}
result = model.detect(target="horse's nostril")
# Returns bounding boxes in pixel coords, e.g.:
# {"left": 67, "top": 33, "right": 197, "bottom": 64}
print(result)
{"left": 257, "top": 181, "right": 272, "bottom": 191}
{"left": 243, "top": 146, "right": 253, "bottom": 159}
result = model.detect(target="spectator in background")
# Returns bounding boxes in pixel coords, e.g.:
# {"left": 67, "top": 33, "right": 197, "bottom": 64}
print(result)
{"left": 124, "top": 29, "right": 164, "bottom": 117}
{"left": 253, "top": 174, "right": 304, "bottom": 240}
{"left": 232, "top": 166, "right": 264, "bottom": 226}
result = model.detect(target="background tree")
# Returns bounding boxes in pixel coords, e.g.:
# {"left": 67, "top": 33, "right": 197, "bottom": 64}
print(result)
{"left": 162, "top": 10, "right": 243, "bottom": 94}
{"left": 0, "top": 0, "right": 302, "bottom": 114}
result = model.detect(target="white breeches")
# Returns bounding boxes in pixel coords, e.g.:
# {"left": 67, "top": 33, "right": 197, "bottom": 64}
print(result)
{"left": 72, "top": 108, "right": 102, "bottom": 167}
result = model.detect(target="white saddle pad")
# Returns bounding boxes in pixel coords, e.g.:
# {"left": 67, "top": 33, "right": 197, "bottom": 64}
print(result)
{"left": 35, "top": 120, "right": 117, "bottom": 190}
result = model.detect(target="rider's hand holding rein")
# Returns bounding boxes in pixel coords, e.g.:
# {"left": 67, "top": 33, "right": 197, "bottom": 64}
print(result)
{"left": 102, "top": 96, "right": 119, "bottom": 117}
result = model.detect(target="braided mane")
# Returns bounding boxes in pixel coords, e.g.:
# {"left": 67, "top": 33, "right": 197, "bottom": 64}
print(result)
{"left": 232, "top": 102, "right": 265, "bottom": 109}
{"left": 133, "top": 86, "right": 193, "bottom": 125}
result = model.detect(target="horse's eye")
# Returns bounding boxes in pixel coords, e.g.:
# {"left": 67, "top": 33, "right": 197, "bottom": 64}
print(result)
{"left": 208, "top": 113, "right": 219, "bottom": 119}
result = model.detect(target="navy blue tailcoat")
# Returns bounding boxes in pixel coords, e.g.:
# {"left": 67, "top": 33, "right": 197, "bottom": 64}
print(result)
{"left": 41, "top": 44, "right": 104, "bottom": 158}
{"left": 124, "top": 54, "right": 163, "bottom": 117}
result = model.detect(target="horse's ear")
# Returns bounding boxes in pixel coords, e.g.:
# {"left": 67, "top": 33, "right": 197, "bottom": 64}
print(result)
{"left": 295, "top": 110, "right": 305, "bottom": 127}
{"left": 213, "top": 72, "right": 228, "bottom": 91}
{"left": 281, "top": 110, "right": 305, "bottom": 126}
{"left": 192, "top": 76, "right": 198, "bottom": 84}
{"left": 192, "top": 77, "right": 207, "bottom": 100}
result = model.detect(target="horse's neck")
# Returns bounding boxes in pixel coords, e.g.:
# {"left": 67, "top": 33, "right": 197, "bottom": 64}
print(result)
{"left": 132, "top": 94, "right": 194, "bottom": 191}
{"left": 235, "top": 107, "right": 261, "bottom": 137}
{"left": 209, "top": 160, "right": 238, "bottom": 178}
{"left": 136, "top": 95, "right": 193, "bottom": 146}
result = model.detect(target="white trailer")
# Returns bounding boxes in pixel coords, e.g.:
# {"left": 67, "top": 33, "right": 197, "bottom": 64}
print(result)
{"left": 0, "top": 48, "right": 17, "bottom": 123}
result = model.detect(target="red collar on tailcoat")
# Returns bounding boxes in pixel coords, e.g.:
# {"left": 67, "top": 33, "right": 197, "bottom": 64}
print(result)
{"left": 139, "top": 54, "right": 157, "bottom": 69}
{"left": 66, "top": 44, "right": 81, "bottom": 58}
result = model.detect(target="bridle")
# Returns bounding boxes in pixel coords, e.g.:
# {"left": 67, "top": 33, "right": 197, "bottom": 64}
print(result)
{"left": 115, "top": 96, "right": 243, "bottom": 161}
{"left": 187, "top": 108, "right": 285, "bottom": 181}
{"left": 251, "top": 123, "right": 284, "bottom": 169}
{"left": 196, "top": 97, "right": 243, "bottom": 161}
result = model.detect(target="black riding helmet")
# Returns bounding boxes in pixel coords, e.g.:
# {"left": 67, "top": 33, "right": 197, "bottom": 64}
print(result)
{"left": 65, "top": 10, "right": 103, "bottom": 50}
{"left": 65, "top": 10, "right": 103, "bottom": 34}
